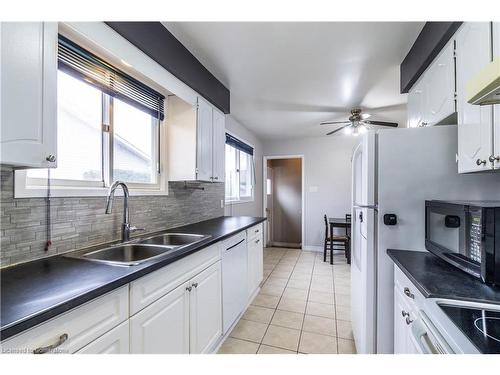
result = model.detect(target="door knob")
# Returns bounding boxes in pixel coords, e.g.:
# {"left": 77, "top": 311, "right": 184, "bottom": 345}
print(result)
{"left": 358, "top": 212, "right": 363, "bottom": 223}
{"left": 46, "top": 155, "right": 56, "bottom": 163}
{"left": 476, "top": 158, "right": 487, "bottom": 166}
{"left": 489, "top": 155, "right": 500, "bottom": 163}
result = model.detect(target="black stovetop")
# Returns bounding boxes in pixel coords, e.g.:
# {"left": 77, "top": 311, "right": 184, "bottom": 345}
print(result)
{"left": 440, "top": 305, "right": 500, "bottom": 354}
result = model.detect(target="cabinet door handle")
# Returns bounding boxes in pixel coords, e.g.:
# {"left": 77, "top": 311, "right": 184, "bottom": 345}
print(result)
{"left": 255, "top": 239, "right": 260, "bottom": 244}
{"left": 33, "top": 333, "right": 68, "bottom": 354}
{"left": 213, "top": 176, "right": 218, "bottom": 180}
{"left": 489, "top": 155, "right": 500, "bottom": 163}
{"left": 45, "top": 155, "right": 56, "bottom": 163}
{"left": 192, "top": 282, "right": 198, "bottom": 288}
{"left": 405, "top": 316, "right": 413, "bottom": 325}
{"left": 401, "top": 310, "right": 410, "bottom": 318}
{"left": 403, "top": 287, "right": 414, "bottom": 299}
{"left": 186, "top": 286, "right": 192, "bottom": 292}
{"left": 476, "top": 158, "right": 487, "bottom": 166}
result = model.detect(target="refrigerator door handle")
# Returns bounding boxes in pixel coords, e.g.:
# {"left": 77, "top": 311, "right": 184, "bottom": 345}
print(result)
{"left": 353, "top": 204, "right": 378, "bottom": 210}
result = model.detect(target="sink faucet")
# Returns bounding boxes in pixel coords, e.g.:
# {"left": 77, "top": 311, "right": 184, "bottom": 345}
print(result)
{"left": 105, "top": 181, "right": 144, "bottom": 242}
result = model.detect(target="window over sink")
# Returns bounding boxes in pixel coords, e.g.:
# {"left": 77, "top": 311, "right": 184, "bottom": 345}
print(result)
{"left": 225, "top": 133, "right": 254, "bottom": 203}
{"left": 16, "top": 35, "right": 167, "bottom": 197}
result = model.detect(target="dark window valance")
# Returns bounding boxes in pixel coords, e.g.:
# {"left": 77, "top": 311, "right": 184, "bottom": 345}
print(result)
{"left": 225, "top": 133, "right": 254, "bottom": 156}
{"left": 58, "top": 35, "right": 165, "bottom": 120}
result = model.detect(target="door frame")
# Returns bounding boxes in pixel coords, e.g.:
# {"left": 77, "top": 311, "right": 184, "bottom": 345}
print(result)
{"left": 262, "top": 155, "right": 305, "bottom": 249}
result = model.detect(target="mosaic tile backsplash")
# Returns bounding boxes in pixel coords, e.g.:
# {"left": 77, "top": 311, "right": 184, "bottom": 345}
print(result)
{"left": 0, "top": 166, "right": 224, "bottom": 267}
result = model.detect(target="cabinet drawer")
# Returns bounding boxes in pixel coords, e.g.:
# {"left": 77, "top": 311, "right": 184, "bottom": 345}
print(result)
{"left": 129, "top": 244, "right": 221, "bottom": 315}
{"left": 394, "top": 266, "right": 425, "bottom": 313}
{"left": 1, "top": 286, "right": 128, "bottom": 354}
{"left": 76, "top": 321, "right": 129, "bottom": 354}
{"left": 246, "top": 223, "right": 263, "bottom": 242}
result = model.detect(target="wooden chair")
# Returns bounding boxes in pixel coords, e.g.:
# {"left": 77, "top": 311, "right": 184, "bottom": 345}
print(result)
{"left": 345, "top": 214, "right": 352, "bottom": 264}
{"left": 324, "top": 215, "right": 350, "bottom": 265}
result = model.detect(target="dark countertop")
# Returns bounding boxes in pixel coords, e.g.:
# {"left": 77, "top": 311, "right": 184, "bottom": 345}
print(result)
{"left": 1, "top": 216, "right": 266, "bottom": 341}
{"left": 387, "top": 249, "right": 500, "bottom": 305}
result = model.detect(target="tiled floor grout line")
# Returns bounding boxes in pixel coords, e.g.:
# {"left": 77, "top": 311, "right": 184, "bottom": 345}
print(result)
{"left": 223, "top": 248, "right": 353, "bottom": 354}
{"left": 255, "top": 248, "right": 295, "bottom": 353}
{"left": 296, "top": 250, "right": 316, "bottom": 353}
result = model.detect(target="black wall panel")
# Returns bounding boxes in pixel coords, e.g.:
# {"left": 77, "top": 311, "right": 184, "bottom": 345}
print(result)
{"left": 106, "top": 22, "right": 230, "bottom": 114}
{"left": 400, "top": 22, "right": 462, "bottom": 93}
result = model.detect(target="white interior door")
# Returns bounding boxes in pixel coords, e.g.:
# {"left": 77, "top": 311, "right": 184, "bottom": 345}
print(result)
{"left": 265, "top": 166, "right": 274, "bottom": 246}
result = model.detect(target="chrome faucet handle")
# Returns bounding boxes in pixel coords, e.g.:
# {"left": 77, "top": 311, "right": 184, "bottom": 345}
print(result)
{"left": 129, "top": 226, "right": 145, "bottom": 233}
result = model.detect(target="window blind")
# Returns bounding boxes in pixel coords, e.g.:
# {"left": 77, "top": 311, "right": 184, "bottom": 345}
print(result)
{"left": 58, "top": 35, "right": 165, "bottom": 121}
{"left": 225, "top": 133, "right": 254, "bottom": 155}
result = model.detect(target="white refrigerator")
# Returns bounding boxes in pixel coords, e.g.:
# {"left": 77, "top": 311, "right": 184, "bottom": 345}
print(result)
{"left": 350, "top": 125, "right": 500, "bottom": 354}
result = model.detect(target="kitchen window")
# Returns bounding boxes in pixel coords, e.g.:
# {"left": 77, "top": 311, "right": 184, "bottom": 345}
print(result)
{"left": 17, "top": 35, "right": 166, "bottom": 197}
{"left": 225, "top": 133, "right": 254, "bottom": 203}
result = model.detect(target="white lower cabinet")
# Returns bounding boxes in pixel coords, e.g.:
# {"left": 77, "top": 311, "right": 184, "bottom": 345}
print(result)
{"left": 76, "top": 321, "right": 130, "bottom": 354}
{"left": 1, "top": 286, "right": 129, "bottom": 354}
{"left": 393, "top": 285, "right": 419, "bottom": 354}
{"left": 130, "top": 260, "right": 222, "bottom": 354}
{"left": 130, "top": 281, "right": 191, "bottom": 354}
{"left": 247, "top": 224, "right": 264, "bottom": 299}
{"left": 189, "top": 261, "right": 222, "bottom": 354}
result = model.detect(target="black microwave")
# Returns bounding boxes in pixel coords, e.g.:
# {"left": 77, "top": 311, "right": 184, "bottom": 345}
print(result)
{"left": 425, "top": 200, "right": 500, "bottom": 285}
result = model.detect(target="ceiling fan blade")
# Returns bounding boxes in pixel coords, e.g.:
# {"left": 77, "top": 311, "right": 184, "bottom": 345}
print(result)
{"left": 326, "top": 125, "right": 350, "bottom": 135}
{"left": 320, "top": 121, "right": 350, "bottom": 126}
{"left": 362, "top": 120, "right": 398, "bottom": 127}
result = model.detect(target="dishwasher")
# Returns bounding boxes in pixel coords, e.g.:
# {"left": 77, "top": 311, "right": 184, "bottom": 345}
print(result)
{"left": 221, "top": 232, "right": 248, "bottom": 334}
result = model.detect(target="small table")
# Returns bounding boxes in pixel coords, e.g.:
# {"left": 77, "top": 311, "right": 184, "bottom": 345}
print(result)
{"left": 328, "top": 217, "right": 351, "bottom": 233}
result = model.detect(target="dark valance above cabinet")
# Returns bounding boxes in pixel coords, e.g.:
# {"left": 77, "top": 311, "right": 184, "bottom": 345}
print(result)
{"left": 106, "top": 22, "right": 230, "bottom": 114}
{"left": 400, "top": 22, "right": 463, "bottom": 93}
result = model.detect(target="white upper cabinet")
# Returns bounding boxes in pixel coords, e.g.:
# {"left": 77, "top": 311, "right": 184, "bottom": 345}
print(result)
{"left": 196, "top": 96, "right": 214, "bottom": 181}
{"left": 167, "top": 95, "right": 225, "bottom": 182}
{"left": 1, "top": 22, "right": 58, "bottom": 168}
{"left": 493, "top": 22, "right": 500, "bottom": 170}
{"left": 407, "top": 78, "right": 426, "bottom": 128}
{"left": 456, "top": 22, "right": 494, "bottom": 173}
{"left": 407, "top": 39, "right": 455, "bottom": 128}
{"left": 425, "top": 40, "right": 456, "bottom": 125}
{"left": 212, "top": 108, "right": 226, "bottom": 182}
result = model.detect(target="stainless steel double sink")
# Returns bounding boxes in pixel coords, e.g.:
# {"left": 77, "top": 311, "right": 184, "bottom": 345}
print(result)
{"left": 66, "top": 233, "right": 210, "bottom": 266}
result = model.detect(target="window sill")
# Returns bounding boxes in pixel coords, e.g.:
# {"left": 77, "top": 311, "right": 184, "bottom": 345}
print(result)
{"left": 14, "top": 172, "right": 168, "bottom": 198}
{"left": 225, "top": 198, "right": 255, "bottom": 205}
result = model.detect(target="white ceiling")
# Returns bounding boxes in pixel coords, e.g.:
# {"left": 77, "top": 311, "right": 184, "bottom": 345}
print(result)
{"left": 163, "top": 22, "right": 424, "bottom": 140}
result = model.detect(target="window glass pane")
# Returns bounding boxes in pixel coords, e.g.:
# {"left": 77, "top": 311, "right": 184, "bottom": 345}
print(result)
{"left": 225, "top": 144, "right": 238, "bottom": 201}
{"left": 113, "top": 98, "right": 157, "bottom": 184}
{"left": 28, "top": 71, "right": 103, "bottom": 181}
{"left": 239, "top": 151, "right": 253, "bottom": 198}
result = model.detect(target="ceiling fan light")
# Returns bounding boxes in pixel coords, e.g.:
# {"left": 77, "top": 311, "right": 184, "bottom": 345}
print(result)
{"left": 358, "top": 125, "right": 367, "bottom": 134}
{"left": 352, "top": 128, "right": 359, "bottom": 136}
{"left": 344, "top": 126, "right": 353, "bottom": 135}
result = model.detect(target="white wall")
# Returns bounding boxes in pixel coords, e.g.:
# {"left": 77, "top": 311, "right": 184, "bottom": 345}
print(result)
{"left": 224, "top": 115, "right": 264, "bottom": 217}
{"left": 263, "top": 136, "right": 360, "bottom": 250}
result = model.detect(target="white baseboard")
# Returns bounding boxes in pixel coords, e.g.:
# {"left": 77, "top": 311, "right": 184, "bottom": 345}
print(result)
{"left": 302, "top": 245, "right": 323, "bottom": 252}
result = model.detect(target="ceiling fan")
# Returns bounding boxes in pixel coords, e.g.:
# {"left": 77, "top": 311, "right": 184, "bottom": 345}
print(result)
{"left": 320, "top": 108, "right": 398, "bottom": 136}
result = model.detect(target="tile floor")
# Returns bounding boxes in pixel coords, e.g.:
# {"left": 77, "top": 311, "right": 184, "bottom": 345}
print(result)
{"left": 218, "top": 247, "right": 356, "bottom": 354}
